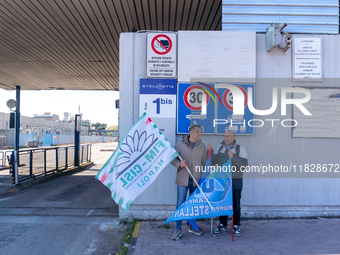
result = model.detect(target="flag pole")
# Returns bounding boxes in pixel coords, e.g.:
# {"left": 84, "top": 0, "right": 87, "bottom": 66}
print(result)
{"left": 178, "top": 155, "right": 213, "bottom": 210}
{"left": 232, "top": 215, "right": 234, "bottom": 242}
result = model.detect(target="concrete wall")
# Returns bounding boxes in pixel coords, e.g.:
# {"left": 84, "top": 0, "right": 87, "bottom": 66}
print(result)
{"left": 119, "top": 32, "right": 340, "bottom": 220}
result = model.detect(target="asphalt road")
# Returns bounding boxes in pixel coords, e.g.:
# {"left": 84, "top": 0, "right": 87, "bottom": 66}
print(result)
{"left": 0, "top": 142, "right": 126, "bottom": 255}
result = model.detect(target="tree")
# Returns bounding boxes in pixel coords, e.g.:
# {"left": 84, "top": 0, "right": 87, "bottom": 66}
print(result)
{"left": 107, "top": 125, "right": 118, "bottom": 136}
{"left": 108, "top": 125, "right": 118, "bottom": 130}
{"left": 92, "top": 122, "right": 107, "bottom": 130}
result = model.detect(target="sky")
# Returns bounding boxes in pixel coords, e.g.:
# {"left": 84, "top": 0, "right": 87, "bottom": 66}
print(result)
{"left": 0, "top": 88, "right": 119, "bottom": 127}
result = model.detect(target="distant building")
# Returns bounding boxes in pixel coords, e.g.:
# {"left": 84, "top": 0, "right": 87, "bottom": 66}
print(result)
{"left": 0, "top": 112, "right": 90, "bottom": 143}
{"left": 33, "top": 112, "right": 59, "bottom": 121}
{"left": 63, "top": 112, "right": 69, "bottom": 122}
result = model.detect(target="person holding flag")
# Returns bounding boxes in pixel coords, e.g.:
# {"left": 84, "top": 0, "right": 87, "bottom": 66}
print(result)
{"left": 208, "top": 130, "right": 248, "bottom": 237}
{"left": 170, "top": 124, "right": 207, "bottom": 241}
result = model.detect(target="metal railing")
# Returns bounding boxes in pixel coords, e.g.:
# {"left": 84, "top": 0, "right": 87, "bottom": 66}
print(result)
{"left": 14, "top": 144, "right": 91, "bottom": 183}
{"left": 0, "top": 151, "right": 12, "bottom": 168}
{"left": 0, "top": 151, "right": 3, "bottom": 167}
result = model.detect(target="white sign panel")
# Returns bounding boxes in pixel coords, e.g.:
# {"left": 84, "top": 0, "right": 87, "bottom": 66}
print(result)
{"left": 177, "top": 31, "right": 256, "bottom": 82}
{"left": 292, "top": 36, "right": 323, "bottom": 82}
{"left": 146, "top": 32, "right": 177, "bottom": 78}
{"left": 292, "top": 88, "right": 340, "bottom": 138}
{"left": 139, "top": 94, "right": 176, "bottom": 118}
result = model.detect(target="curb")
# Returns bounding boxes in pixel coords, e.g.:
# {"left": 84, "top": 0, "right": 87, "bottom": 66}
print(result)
{"left": 127, "top": 221, "right": 142, "bottom": 255}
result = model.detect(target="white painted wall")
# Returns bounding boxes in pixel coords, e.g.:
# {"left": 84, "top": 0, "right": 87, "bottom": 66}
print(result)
{"left": 119, "top": 32, "right": 340, "bottom": 220}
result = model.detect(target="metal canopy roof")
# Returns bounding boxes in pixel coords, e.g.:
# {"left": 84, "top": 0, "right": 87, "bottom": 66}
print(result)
{"left": 0, "top": 0, "right": 221, "bottom": 91}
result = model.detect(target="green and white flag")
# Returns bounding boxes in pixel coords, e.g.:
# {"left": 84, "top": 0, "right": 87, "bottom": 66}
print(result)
{"left": 96, "top": 113, "right": 178, "bottom": 210}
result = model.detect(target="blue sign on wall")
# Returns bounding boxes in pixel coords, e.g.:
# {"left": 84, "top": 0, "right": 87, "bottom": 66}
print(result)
{"left": 140, "top": 78, "right": 176, "bottom": 95}
{"left": 177, "top": 83, "right": 255, "bottom": 135}
{"left": 177, "top": 83, "right": 215, "bottom": 134}
{"left": 139, "top": 79, "right": 177, "bottom": 118}
{"left": 139, "top": 78, "right": 177, "bottom": 145}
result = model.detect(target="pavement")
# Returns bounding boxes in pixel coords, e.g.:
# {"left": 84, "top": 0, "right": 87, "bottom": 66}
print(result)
{"left": 130, "top": 217, "right": 340, "bottom": 255}
{"left": 2, "top": 142, "right": 340, "bottom": 255}
{"left": 0, "top": 168, "right": 15, "bottom": 199}
{"left": 0, "top": 158, "right": 122, "bottom": 254}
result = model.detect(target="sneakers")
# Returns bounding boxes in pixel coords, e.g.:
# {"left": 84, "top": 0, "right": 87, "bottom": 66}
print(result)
{"left": 213, "top": 223, "right": 227, "bottom": 234}
{"left": 188, "top": 226, "right": 203, "bottom": 236}
{"left": 172, "top": 229, "right": 182, "bottom": 241}
{"left": 233, "top": 225, "right": 241, "bottom": 237}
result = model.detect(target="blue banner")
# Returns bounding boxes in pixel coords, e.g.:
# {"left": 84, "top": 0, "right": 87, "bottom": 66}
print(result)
{"left": 164, "top": 151, "right": 233, "bottom": 224}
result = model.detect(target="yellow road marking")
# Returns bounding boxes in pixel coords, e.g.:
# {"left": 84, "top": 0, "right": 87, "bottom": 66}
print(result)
{"left": 132, "top": 221, "right": 141, "bottom": 238}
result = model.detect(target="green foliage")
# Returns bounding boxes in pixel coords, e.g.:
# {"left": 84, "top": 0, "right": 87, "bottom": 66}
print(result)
{"left": 108, "top": 125, "right": 118, "bottom": 130}
{"left": 161, "top": 223, "right": 170, "bottom": 229}
{"left": 91, "top": 122, "right": 107, "bottom": 130}
{"left": 118, "top": 219, "right": 138, "bottom": 255}
{"left": 107, "top": 125, "right": 119, "bottom": 136}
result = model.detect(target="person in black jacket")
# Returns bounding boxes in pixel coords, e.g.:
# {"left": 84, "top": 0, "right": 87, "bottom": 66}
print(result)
{"left": 207, "top": 130, "right": 248, "bottom": 237}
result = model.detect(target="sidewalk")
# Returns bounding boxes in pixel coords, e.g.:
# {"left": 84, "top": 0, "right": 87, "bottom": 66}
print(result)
{"left": 131, "top": 217, "right": 340, "bottom": 255}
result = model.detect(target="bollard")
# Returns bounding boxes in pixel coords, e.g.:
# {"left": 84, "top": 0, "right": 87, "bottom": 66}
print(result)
{"left": 7, "top": 155, "right": 11, "bottom": 175}
{"left": 10, "top": 153, "right": 15, "bottom": 185}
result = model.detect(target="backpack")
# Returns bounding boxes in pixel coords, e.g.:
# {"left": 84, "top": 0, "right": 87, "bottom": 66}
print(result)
{"left": 218, "top": 144, "right": 240, "bottom": 157}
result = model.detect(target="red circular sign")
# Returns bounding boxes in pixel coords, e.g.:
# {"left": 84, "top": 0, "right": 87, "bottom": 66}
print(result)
{"left": 223, "top": 86, "right": 248, "bottom": 111}
{"left": 183, "top": 85, "right": 210, "bottom": 111}
{"left": 151, "top": 34, "right": 172, "bottom": 55}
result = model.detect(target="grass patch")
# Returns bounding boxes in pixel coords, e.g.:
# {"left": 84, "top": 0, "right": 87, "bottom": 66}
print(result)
{"left": 161, "top": 223, "right": 170, "bottom": 229}
{"left": 118, "top": 219, "right": 138, "bottom": 255}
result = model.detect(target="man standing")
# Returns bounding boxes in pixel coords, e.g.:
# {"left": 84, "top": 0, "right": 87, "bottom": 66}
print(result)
{"left": 171, "top": 124, "right": 207, "bottom": 241}
{"left": 207, "top": 130, "right": 248, "bottom": 237}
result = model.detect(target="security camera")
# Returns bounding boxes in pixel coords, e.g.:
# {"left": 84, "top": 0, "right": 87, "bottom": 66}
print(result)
{"left": 278, "top": 34, "right": 292, "bottom": 52}
{"left": 285, "top": 35, "right": 292, "bottom": 43}
{"left": 266, "top": 23, "right": 292, "bottom": 53}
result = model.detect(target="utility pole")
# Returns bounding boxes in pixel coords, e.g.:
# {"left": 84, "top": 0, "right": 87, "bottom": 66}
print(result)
{"left": 74, "top": 114, "right": 80, "bottom": 167}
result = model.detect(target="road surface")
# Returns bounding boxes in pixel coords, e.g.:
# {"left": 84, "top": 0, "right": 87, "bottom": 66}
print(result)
{"left": 0, "top": 142, "right": 127, "bottom": 255}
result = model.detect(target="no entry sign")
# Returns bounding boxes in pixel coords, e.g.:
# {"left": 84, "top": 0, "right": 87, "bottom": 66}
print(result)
{"left": 151, "top": 34, "right": 172, "bottom": 55}
{"left": 147, "top": 32, "right": 177, "bottom": 78}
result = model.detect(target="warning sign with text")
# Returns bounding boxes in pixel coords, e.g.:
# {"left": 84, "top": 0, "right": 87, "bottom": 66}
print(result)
{"left": 146, "top": 32, "right": 177, "bottom": 78}
{"left": 292, "top": 36, "right": 323, "bottom": 82}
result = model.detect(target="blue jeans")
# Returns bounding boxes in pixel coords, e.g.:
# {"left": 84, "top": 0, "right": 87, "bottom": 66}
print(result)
{"left": 176, "top": 178, "right": 196, "bottom": 230}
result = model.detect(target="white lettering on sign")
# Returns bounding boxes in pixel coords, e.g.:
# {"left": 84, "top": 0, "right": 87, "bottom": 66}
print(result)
{"left": 146, "top": 33, "right": 177, "bottom": 78}
{"left": 293, "top": 37, "right": 323, "bottom": 82}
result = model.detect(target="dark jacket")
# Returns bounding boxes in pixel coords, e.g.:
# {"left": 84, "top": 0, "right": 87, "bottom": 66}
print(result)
{"left": 211, "top": 140, "right": 248, "bottom": 189}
